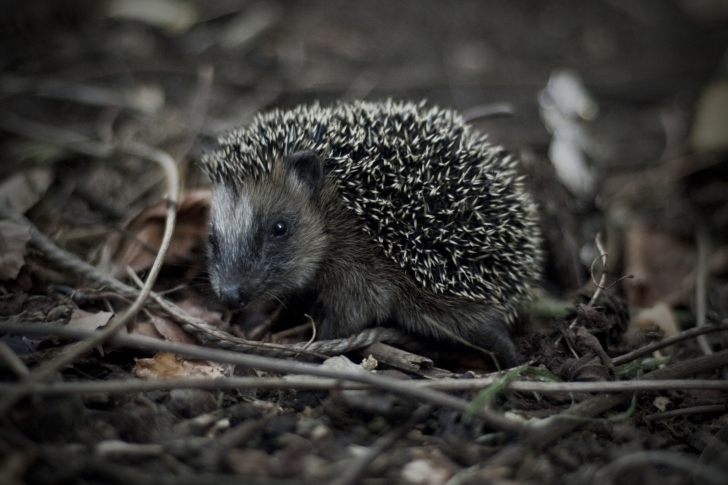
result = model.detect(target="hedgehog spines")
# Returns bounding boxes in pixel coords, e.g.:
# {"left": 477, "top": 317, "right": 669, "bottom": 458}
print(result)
{"left": 202, "top": 100, "right": 542, "bottom": 323}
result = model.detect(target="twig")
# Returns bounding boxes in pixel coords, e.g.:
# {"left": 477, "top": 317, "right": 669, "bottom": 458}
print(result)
{"left": 0, "top": 321, "right": 524, "bottom": 436}
{"left": 360, "top": 342, "right": 443, "bottom": 376}
{"left": 0, "top": 141, "right": 179, "bottom": 416}
{"left": 584, "top": 232, "right": 609, "bottom": 308}
{"left": 695, "top": 227, "right": 712, "bottom": 356}
{"left": 612, "top": 320, "right": 728, "bottom": 366}
{"left": 329, "top": 405, "right": 434, "bottom": 485}
{"left": 644, "top": 403, "right": 727, "bottom": 422}
{"left": 0, "top": 373, "right": 725, "bottom": 397}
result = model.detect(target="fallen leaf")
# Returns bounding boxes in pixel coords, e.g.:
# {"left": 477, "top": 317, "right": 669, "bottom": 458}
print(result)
{"left": 132, "top": 352, "right": 225, "bottom": 379}
{"left": 0, "top": 220, "right": 31, "bottom": 280}
{"left": 174, "top": 298, "right": 225, "bottom": 328}
{"left": 147, "top": 313, "right": 199, "bottom": 345}
{"left": 653, "top": 396, "right": 671, "bottom": 412}
{"left": 128, "top": 320, "right": 164, "bottom": 340}
{"left": 102, "top": 189, "right": 210, "bottom": 278}
{"left": 67, "top": 309, "right": 114, "bottom": 331}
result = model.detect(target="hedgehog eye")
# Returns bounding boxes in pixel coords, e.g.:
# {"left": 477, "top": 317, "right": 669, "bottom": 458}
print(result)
{"left": 271, "top": 221, "right": 288, "bottom": 238}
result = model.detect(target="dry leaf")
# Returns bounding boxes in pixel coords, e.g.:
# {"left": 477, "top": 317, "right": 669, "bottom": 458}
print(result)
{"left": 146, "top": 313, "right": 199, "bottom": 345}
{"left": 104, "top": 189, "right": 210, "bottom": 278}
{"left": 67, "top": 309, "right": 114, "bottom": 331}
{"left": 128, "top": 320, "right": 164, "bottom": 340}
{"left": 132, "top": 352, "right": 225, "bottom": 379}
{"left": 653, "top": 396, "right": 671, "bottom": 412}
{"left": 174, "top": 298, "right": 225, "bottom": 328}
{"left": 0, "top": 220, "right": 31, "bottom": 280}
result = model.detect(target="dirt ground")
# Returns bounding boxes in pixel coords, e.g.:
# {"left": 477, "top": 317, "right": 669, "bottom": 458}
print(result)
{"left": 1, "top": 1, "right": 728, "bottom": 484}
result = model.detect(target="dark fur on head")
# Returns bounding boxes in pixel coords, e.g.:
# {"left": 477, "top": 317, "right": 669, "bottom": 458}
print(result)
{"left": 203, "top": 101, "right": 543, "bottom": 368}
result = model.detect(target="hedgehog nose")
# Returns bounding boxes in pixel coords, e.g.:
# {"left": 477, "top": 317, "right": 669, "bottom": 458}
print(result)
{"left": 219, "top": 285, "right": 250, "bottom": 309}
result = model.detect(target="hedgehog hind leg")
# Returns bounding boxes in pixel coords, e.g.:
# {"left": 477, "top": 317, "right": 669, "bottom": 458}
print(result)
{"left": 463, "top": 314, "right": 522, "bottom": 369}
{"left": 397, "top": 298, "right": 522, "bottom": 369}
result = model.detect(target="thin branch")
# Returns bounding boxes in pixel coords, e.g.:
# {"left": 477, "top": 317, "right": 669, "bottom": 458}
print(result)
{"left": 584, "top": 232, "right": 608, "bottom": 308}
{"left": 612, "top": 320, "right": 728, "bottom": 366}
{"left": 695, "top": 227, "right": 712, "bottom": 356}
{"left": 0, "top": 374, "right": 725, "bottom": 397}
{"left": 0, "top": 321, "right": 524, "bottom": 436}
{"left": 644, "top": 403, "right": 726, "bottom": 422}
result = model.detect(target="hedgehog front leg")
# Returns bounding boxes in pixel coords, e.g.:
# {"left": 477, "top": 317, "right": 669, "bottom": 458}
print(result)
{"left": 313, "top": 270, "right": 397, "bottom": 341}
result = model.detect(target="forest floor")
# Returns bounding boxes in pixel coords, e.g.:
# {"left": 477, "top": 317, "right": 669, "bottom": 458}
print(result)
{"left": 1, "top": 1, "right": 728, "bottom": 484}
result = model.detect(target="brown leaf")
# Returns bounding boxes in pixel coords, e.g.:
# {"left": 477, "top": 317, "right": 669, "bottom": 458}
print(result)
{"left": 0, "top": 220, "right": 31, "bottom": 280}
{"left": 128, "top": 320, "right": 164, "bottom": 339}
{"left": 147, "top": 313, "right": 199, "bottom": 345}
{"left": 102, "top": 189, "right": 210, "bottom": 278}
{"left": 132, "top": 352, "right": 225, "bottom": 379}
{"left": 175, "top": 298, "right": 225, "bottom": 328}
{"left": 67, "top": 309, "right": 114, "bottom": 331}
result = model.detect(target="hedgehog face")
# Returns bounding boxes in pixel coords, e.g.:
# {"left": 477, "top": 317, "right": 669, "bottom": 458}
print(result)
{"left": 207, "top": 151, "right": 329, "bottom": 310}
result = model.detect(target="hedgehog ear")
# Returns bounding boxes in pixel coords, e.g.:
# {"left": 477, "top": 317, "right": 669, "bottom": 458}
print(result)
{"left": 286, "top": 150, "right": 323, "bottom": 198}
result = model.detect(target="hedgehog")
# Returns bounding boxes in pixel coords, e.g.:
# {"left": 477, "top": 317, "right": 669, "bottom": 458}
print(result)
{"left": 201, "top": 100, "right": 542, "bottom": 367}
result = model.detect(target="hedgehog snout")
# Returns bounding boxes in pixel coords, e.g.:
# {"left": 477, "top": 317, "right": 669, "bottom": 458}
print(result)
{"left": 219, "top": 284, "right": 252, "bottom": 309}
